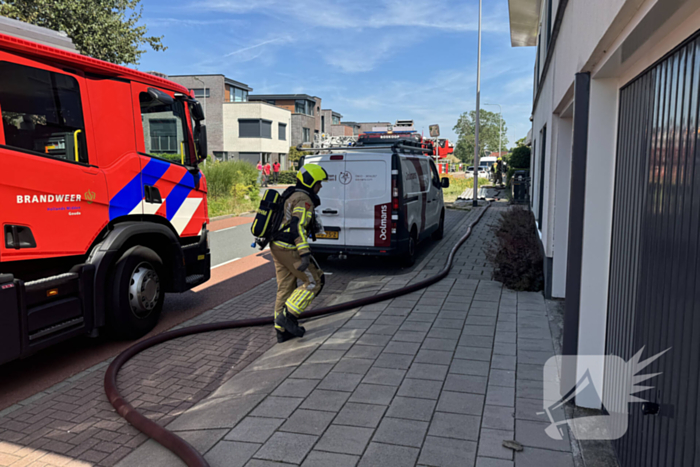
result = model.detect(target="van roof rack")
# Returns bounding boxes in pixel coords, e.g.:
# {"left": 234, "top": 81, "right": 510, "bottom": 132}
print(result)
{"left": 297, "top": 143, "right": 432, "bottom": 155}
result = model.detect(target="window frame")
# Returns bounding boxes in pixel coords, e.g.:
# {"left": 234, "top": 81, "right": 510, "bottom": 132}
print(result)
{"left": 239, "top": 119, "right": 273, "bottom": 139}
{"left": 192, "top": 88, "right": 210, "bottom": 99}
{"left": 278, "top": 122, "right": 287, "bottom": 140}
{"left": 137, "top": 90, "right": 193, "bottom": 167}
{"left": 302, "top": 127, "right": 311, "bottom": 143}
{"left": 0, "top": 60, "right": 92, "bottom": 167}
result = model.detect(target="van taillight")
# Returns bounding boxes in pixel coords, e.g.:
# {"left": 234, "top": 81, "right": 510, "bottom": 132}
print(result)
{"left": 392, "top": 179, "right": 399, "bottom": 211}
{"left": 330, "top": 155, "right": 344, "bottom": 160}
{"left": 393, "top": 198, "right": 399, "bottom": 210}
{"left": 392, "top": 222, "right": 397, "bottom": 234}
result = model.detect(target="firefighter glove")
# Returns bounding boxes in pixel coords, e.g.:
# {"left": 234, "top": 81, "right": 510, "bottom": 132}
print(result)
{"left": 297, "top": 254, "right": 311, "bottom": 272}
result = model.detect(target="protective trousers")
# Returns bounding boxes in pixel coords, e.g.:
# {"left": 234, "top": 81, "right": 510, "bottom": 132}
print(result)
{"left": 270, "top": 243, "right": 324, "bottom": 331}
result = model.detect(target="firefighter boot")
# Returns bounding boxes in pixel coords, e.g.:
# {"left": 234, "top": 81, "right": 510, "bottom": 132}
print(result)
{"left": 276, "top": 329, "right": 295, "bottom": 343}
{"left": 274, "top": 307, "right": 306, "bottom": 338}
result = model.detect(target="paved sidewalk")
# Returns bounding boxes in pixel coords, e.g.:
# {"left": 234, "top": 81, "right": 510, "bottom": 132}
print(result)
{"left": 0, "top": 210, "right": 467, "bottom": 467}
{"left": 115, "top": 206, "right": 576, "bottom": 467}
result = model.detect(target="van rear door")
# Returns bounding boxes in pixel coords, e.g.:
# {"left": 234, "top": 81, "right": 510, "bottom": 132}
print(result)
{"left": 343, "top": 153, "right": 391, "bottom": 249}
{"left": 305, "top": 154, "right": 345, "bottom": 247}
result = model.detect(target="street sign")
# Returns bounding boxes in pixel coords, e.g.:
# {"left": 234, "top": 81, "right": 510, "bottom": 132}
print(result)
{"left": 429, "top": 124, "right": 440, "bottom": 137}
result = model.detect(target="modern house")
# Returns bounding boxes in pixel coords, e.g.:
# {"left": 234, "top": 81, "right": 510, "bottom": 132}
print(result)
{"left": 509, "top": 1, "right": 700, "bottom": 466}
{"left": 248, "top": 94, "right": 321, "bottom": 146}
{"left": 320, "top": 109, "right": 339, "bottom": 134}
{"left": 337, "top": 121, "right": 392, "bottom": 136}
{"left": 169, "top": 75, "right": 291, "bottom": 166}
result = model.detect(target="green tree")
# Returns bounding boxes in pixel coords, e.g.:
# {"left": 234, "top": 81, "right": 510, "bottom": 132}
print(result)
{"left": 0, "top": 0, "right": 166, "bottom": 65}
{"left": 509, "top": 145, "right": 531, "bottom": 168}
{"left": 453, "top": 109, "right": 508, "bottom": 163}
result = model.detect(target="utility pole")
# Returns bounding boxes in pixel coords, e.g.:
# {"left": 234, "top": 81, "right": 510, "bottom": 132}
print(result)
{"left": 473, "top": 0, "right": 482, "bottom": 207}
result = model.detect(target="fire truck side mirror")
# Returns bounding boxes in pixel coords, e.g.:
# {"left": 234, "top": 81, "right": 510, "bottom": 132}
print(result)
{"left": 196, "top": 125, "right": 208, "bottom": 163}
{"left": 147, "top": 87, "right": 174, "bottom": 105}
{"left": 191, "top": 102, "right": 205, "bottom": 121}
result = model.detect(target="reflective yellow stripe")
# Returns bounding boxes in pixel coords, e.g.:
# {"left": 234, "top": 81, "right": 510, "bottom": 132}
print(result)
{"left": 301, "top": 291, "right": 315, "bottom": 308}
{"left": 273, "top": 241, "right": 297, "bottom": 249}
{"left": 289, "top": 290, "right": 305, "bottom": 304}
{"left": 286, "top": 300, "right": 303, "bottom": 314}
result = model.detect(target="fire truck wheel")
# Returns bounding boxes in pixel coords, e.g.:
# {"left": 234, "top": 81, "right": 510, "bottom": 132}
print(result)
{"left": 107, "top": 246, "right": 164, "bottom": 339}
{"left": 432, "top": 211, "right": 445, "bottom": 241}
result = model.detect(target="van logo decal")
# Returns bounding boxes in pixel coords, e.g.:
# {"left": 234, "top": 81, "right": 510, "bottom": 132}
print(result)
{"left": 339, "top": 171, "right": 353, "bottom": 185}
{"left": 374, "top": 203, "right": 391, "bottom": 247}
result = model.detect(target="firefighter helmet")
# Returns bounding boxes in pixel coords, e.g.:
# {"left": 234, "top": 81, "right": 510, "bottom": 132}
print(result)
{"left": 297, "top": 164, "right": 328, "bottom": 188}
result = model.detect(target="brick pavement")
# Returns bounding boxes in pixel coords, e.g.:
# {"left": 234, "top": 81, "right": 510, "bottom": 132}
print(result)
{"left": 113, "top": 205, "right": 578, "bottom": 467}
{"left": 0, "top": 209, "right": 470, "bottom": 467}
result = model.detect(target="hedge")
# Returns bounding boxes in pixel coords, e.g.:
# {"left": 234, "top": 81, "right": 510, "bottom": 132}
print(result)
{"left": 486, "top": 207, "right": 543, "bottom": 291}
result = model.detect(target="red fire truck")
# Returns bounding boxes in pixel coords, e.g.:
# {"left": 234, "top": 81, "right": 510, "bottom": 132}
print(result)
{"left": 357, "top": 131, "right": 453, "bottom": 159}
{"left": 0, "top": 33, "right": 211, "bottom": 364}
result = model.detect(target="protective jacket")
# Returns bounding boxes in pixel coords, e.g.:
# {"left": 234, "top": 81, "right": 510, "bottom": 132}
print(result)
{"left": 273, "top": 188, "right": 320, "bottom": 255}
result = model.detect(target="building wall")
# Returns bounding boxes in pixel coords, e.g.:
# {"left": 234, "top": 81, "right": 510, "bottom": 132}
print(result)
{"left": 527, "top": 0, "right": 700, "bottom": 411}
{"left": 320, "top": 109, "right": 333, "bottom": 135}
{"left": 168, "top": 75, "right": 225, "bottom": 154}
{"left": 291, "top": 114, "right": 316, "bottom": 146}
{"left": 274, "top": 100, "right": 296, "bottom": 113}
{"left": 357, "top": 122, "right": 391, "bottom": 133}
{"left": 330, "top": 124, "right": 354, "bottom": 137}
{"left": 222, "top": 102, "right": 291, "bottom": 164}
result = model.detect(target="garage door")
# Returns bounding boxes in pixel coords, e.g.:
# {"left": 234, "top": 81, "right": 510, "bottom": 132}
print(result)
{"left": 606, "top": 32, "right": 700, "bottom": 467}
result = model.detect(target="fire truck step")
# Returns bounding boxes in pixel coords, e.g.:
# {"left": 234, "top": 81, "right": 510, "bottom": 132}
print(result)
{"left": 29, "top": 317, "right": 84, "bottom": 341}
{"left": 185, "top": 274, "right": 205, "bottom": 286}
{"left": 27, "top": 297, "right": 82, "bottom": 334}
{"left": 24, "top": 272, "right": 80, "bottom": 308}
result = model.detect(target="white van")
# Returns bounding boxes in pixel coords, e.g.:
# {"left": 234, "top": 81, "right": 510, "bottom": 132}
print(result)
{"left": 479, "top": 156, "right": 497, "bottom": 170}
{"left": 304, "top": 148, "right": 449, "bottom": 265}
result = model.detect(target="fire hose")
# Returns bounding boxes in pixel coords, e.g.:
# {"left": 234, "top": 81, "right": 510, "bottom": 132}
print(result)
{"left": 104, "top": 203, "right": 490, "bottom": 467}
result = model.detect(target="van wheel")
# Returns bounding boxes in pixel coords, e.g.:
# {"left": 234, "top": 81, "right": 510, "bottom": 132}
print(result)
{"left": 402, "top": 228, "right": 418, "bottom": 267}
{"left": 432, "top": 211, "right": 445, "bottom": 241}
{"left": 107, "top": 246, "right": 164, "bottom": 340}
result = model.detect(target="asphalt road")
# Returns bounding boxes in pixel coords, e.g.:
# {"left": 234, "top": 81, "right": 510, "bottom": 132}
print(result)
{"left": 210, "top": 217, "right": 259, "bottom": 267}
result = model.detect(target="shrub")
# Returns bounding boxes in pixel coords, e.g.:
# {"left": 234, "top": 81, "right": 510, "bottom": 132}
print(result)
{"left": 509, "top": 145, "right": 531, "bottom": 169}
{"left": 201, "top": 160, "right": 259, "bottom": 217}
{"left": 278, "top": 170, "right": 298, "bottom": 185}
{"left": 202, "top": 160, "right": 258, "bottom": 198}
{"left": 485, "top": 207, "right": 544, "bottom": 291}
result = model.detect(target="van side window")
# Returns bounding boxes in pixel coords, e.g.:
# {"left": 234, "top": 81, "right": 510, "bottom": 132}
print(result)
{"left": 139, "top": 92, "right": 190, "bottom": 165}
{"left": 0, "top": 61, "right": 88, "bottom": 164}
{"left": 429, "top": 161, "right": 440, "bottom": 187}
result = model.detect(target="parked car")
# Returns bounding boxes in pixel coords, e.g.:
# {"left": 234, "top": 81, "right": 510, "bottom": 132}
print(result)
{"left": 305, "top": 147, "right": 449, "bottom": 266}
{"left": 466, "top": 166, "right": 489, "bottom": 178}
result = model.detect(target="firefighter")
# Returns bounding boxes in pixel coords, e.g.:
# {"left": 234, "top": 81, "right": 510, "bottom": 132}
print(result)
{"left": 271, "top": 164, "right": 328, "bottom": 343}
{"left": 495, "top": 157, "right": 504, "bottom": 185}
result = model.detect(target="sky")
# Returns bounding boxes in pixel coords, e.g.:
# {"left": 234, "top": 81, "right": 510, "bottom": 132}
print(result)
{"left": 136, "top": 0, "right": 537, "bottom": 148}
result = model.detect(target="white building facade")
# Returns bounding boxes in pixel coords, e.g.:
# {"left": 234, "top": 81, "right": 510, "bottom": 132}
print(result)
{"left": 510, "top": 1, "right": 700, "bottom": 466}
{"left": 223, "top": 101, "right": 291, "bottom": 167}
